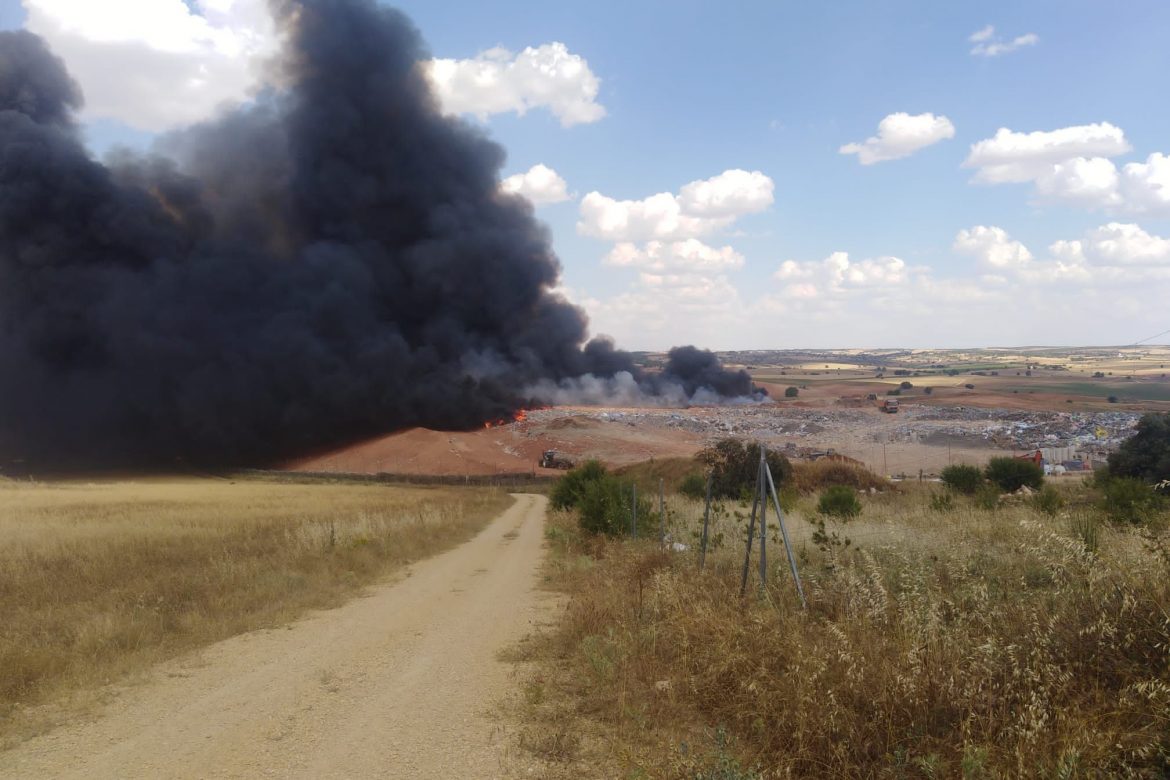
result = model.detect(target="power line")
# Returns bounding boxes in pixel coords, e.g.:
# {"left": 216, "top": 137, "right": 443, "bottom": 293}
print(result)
{"left": 1128, "top": 327, "right": 1170, "bottom": 347}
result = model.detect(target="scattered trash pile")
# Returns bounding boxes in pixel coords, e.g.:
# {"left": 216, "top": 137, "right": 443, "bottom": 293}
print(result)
{"left": 522, "top": 404, "right": 1141, "bottom": 458}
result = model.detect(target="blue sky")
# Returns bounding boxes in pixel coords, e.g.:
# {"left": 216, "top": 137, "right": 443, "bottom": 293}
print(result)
{"left": 5, "top": 0, "right": 1170, "bottom": 349}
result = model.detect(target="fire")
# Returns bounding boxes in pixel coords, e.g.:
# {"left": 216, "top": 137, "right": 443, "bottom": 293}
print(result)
{"left": 481, "top": 407, "right": 539, "bottom": 430}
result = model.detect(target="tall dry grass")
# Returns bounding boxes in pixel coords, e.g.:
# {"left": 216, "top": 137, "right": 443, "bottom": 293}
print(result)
{"left": 0, "top": 476, "right": 510, "bottom": 745}
{"left": 520, "top": 483, "right": 1170, "bottom": 778}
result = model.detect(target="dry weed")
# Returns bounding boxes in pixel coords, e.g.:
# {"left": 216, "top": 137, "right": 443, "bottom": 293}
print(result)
{"left": 522, "top": 484, "right": 1170, "bottom": 777}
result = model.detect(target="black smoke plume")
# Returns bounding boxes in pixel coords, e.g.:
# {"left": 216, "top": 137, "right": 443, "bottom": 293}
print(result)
{"left": 0, "top": 0, "right": 757, "bottom": 470}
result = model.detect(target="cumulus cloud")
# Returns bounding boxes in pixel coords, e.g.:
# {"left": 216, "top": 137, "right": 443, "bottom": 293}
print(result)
{"left": 580, "top": 171, "right": 773, "bottom": 346}
{"left": 677, "top": 169, "right": 775, "bottom": 217}
{"left": 604, "top": 239, "right": 744, "bottom": 272}
{"left": 1120, "top": 153, "right": 1170, "bottom": 216}
{"left": 839, "top": 112, "right": 955, "bottom": 165}
{"left": 577, "top": 169, "right": 774, "bottom": 242}
{"left": 963, "top": 123, "right": 1131, "bottom": 184}
{"left": 1034, "top": 157, "right": 1122, "bottom": 207}
{"left": 500, "top": 163, "right": 570, "bottom": 205}
{"left": 964, "top": 124, "right": 1170, "bottom": 216}
{"left": 22, "top": 1, "right": 601, "bottom": 133}
{"left": 969, "top": 25, "right": 1039, "bottom": 57}
{"left": 1081, "top": 223, "right": 1170, "bottom": 266}
{"left": 22, "top": 0, "right": 275, "bottom": 131}
{"left": 953, "top": 225, "right": 1034, "bottom": 269}
{"left": 426, "top": 42, "right": 605, "bottom": 127}
{"left": 773, "top": 252, "right": 913, "bottom": 299}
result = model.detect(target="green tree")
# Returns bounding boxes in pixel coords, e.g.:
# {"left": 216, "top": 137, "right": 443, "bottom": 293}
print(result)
{"left": 1108, "top": 412, "right": 1170, "bottom": 483}
{"left": 784, "top": 386, "right": 799, "bottom": 398}
{"left": 697, "top": 439, "right": 792, "bottom": 500}
{"left": 984, "top": 457, "right": 1044, "bottom": 493}
{"left": 941, "top": 464, "right": 984, "bottom": 495}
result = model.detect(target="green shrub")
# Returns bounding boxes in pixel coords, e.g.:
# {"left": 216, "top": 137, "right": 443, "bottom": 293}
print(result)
{"left": 1101, "top": 476, "right": 1164, "bottom": 525}
{"left": 680, "top": 473, "right": 708, "bottom": 500}
{"left": 984, "top": 457, "right": 1044, "bottom": 493}
{"left": 974, "top": 484, "right": 1001, "bottom": 511}
{"left": 550, "top": 460, "right": 608, "bottom": 510}
{"left": 577, "top": 476, "right": 653, "bottom": 536}
{"left": 899, "top": 381, "right": 913, "bottom": 389}
{"left": 1031, "top": 485, "right": 1064, "bottom": 517}
{"left": 784, "top": 386, "right": 798, "bottom": 398}
{"left": 698, "top": 439, "right": 792, "bottom": 500}
{"left": 929, "top": 492, "right": 954, "bottom": 513}
{"left": 817, "top": 485, "right": 862, "bottom": 520}
{"left": 941, "top": 464, "right": 984, "bottom": 495}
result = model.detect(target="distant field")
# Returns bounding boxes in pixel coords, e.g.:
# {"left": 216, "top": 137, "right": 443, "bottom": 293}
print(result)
{"left": 0, "top": 477, "right": 511, "bottom": 745}
{"left": 1003, "top": 382, "right": 1170, "bottom": 402}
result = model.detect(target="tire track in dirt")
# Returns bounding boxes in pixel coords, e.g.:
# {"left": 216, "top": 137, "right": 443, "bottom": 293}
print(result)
{"left": 0, "top": 494, "right": 549, "bottom": 779}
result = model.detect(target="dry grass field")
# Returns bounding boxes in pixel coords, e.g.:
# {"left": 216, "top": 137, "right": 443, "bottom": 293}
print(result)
{"left": 0, "top": 476, "right": 511, "bottom": 746}
{"left": 517, "top": 481, "right": 1170, "bottom": 778}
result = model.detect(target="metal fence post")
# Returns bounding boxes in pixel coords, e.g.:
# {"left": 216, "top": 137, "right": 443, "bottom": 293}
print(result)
{"left": 659, "top": 478, "right": 665, "bottom": 546}
{"left": 764, "top": 461, "right": 807, "bottom": 608}
{"left": 699, "top": 472, "right": 712, "bottom": 569}
{"left": 739, "top": 457, "right": 764, "bottom": 597}
{"left": 631, "top": 482, "right": 637, "bottom": 538}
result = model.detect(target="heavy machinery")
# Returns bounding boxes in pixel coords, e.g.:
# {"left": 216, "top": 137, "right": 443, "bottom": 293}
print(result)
{"left": 539, "top": 449, "right": 574, "bottom": 469}
{"left": 880, "top": 398, "right": 900, "bottom": 413}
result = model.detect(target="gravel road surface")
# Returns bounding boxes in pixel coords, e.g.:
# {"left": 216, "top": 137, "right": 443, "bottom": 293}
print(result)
{"left": 1, "top": 493, "right": 548, "bottom": 779}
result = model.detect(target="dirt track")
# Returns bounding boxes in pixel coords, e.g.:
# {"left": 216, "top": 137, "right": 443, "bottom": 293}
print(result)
{"left": 0, "top": 494, "right": 548, "bottom": 779}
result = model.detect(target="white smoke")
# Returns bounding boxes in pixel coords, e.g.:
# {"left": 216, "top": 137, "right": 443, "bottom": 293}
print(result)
{"left": 524, "top": 371, "right": 772, "bottom": 408}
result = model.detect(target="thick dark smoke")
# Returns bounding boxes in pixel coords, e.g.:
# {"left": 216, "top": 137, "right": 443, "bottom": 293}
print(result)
{"left": 0, "top": 0, "right": 758, "bottom": 470}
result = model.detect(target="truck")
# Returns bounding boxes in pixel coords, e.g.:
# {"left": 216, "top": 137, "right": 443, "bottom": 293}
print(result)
{"left": 880, "top": 398, "right": 900, "bottom": 414}
{"left": 539, "top": 450, "right": 574, "bottom": 470}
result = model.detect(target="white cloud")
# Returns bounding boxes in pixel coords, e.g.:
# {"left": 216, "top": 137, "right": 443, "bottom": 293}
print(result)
{"left": 22, "top": 0, "right": 275, "bottom": 132}
{"left": 963, "top": 124, "right": 1170, "bottom": 217}
{"left": 969, "top": 26, "right": 1039, "bottom": 57}
{"left": 577, "top": 169, "right": 774, "bottom": 242}
{"left": 23, "top": 2, "right": 600, "bottom": 133}
{"left": 953, "top": 225, "right": 1033, "bottom": 269}
{"left": 500, "top": 163, "right": 570, "bottom": 205}
{"left": 772, "top": 251, "right": 912, "bottom": 299}
{"left": 604, "top": 239, "right": 744, "bottom": 272}
{"left": 426, "top": 42, "right": 605, "bottom": 127}
{"left": 1034, "top": 156, "right": 1122, "bottom": 208}
{"left": 969, "top": 25, "right": 995, "bottom": 43}
{"left": 1081, "top": 223, "right": 1170, "bottom": 266}
{"left": 839, "top": 112, "right": 955, "bottom": 165}
{"left": 1120, "top": 153, "right": 1170, "bottom": 216}
{"left": 963, "top": 123, "right": 1130, "bottom": 184}
{"left": 677, "top": 169, "right": 775, "bottom": 217}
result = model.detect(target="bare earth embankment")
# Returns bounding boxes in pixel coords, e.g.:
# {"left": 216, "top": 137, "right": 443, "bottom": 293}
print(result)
{"left": 1, "top": 493, "right": 549, "bottom": 779}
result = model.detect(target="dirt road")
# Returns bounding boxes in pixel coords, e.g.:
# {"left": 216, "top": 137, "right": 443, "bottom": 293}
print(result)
{"left": 1, "top": 494, "right": 548, "bottom": 779}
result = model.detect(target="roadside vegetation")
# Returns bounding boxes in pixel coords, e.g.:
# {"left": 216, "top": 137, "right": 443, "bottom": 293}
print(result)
{"left": 0, "top": 477, "right": 510, "bottom": 746}
{"left": 516, "top": 437, "right": 1170, "bottom": 777}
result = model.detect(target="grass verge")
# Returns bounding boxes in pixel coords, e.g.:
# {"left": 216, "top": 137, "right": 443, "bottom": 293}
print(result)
{"left": 0, "top": 476, "right": 511, "bottom": 746}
